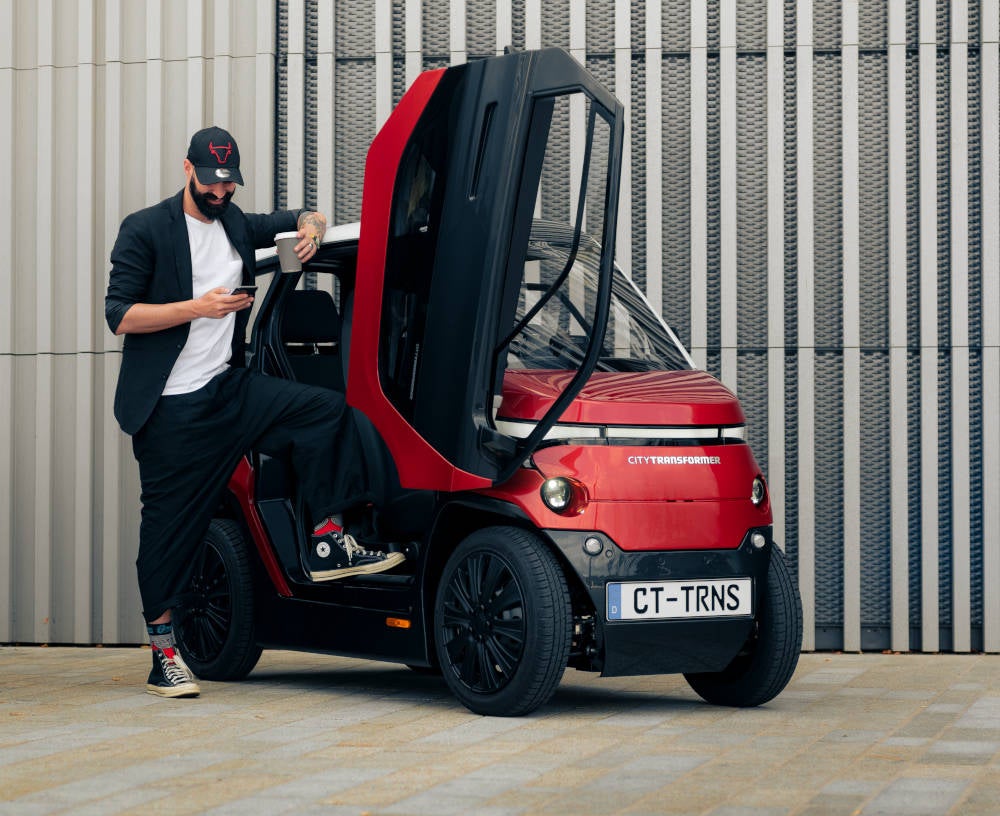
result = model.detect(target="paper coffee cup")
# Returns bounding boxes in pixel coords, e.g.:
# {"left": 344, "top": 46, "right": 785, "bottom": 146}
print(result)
{"left": 274, "top": 231, "right": 301, "bottom": 273}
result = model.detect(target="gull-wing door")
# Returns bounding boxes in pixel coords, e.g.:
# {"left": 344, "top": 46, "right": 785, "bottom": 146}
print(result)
{"left": 349, "top": 47, "right": 624, "bottom": 491}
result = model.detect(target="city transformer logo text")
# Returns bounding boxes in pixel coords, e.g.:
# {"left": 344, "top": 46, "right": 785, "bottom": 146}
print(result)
{"left": 626, "top": 455, "right": 722, "bottom": 465}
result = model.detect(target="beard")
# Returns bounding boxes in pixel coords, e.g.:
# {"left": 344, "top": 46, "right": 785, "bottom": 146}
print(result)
{"left": 189, "top": 177, "right": 234, "bottom": 220}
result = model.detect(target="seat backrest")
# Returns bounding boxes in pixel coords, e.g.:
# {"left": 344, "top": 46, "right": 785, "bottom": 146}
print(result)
{"left": 282, "top": 289, "right": 341, "bottom": 345}
{"left": 281, "top": 289, "right": 344, "bottom": 391}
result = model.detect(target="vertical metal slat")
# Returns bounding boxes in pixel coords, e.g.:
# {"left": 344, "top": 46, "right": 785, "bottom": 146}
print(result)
{"left": 842, "top": 0, "right": 861, "bottom": 652}
{"left": 766, "top": 0, "right": 785, "bottom": 555}
{"left": 888, "top": 0, "right": 910, "bottom": 652}
{"left": 719, "top": 0, "right": 737, "bottom": 389}
{"left": 690, "top": 2, "right": 707, "bottom": 368}
{"left": 644, "top": 0, "right": 662, "bottom": 314}
{"left": 950, "top": 0, "right": 971, "bottom": 652}
{"left": 919, "top": 0, "right": 940, "bottom": 653}
{"left": 796, "top": 0, "right": 817, "bottom": 651}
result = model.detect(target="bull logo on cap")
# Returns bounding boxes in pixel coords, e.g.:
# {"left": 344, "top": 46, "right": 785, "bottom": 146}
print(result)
{"left": 209, "top": 141, "right": 233, "bottom": 164}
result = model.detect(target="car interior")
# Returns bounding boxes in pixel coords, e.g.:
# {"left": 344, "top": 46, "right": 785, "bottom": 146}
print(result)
{"left": 249, "top": 259, "right": 434, "bottom": 576}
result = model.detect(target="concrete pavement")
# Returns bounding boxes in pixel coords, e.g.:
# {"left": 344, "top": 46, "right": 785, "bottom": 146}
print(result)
{"left": 1, "top": 648, "right": 998, "bottom": 815}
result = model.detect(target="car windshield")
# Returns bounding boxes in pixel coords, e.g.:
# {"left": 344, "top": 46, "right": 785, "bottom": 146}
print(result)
{"left": 505, "top": 220, "right": 692, "bottom": 373}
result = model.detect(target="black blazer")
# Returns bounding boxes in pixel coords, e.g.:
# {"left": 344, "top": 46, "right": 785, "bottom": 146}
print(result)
{"left": 106, "top": 189, "right": 302, "bottom": 435}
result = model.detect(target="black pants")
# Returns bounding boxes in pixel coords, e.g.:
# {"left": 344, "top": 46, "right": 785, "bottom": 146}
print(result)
{"left": 131, "top": 367, "right": 370, "bottom": 622}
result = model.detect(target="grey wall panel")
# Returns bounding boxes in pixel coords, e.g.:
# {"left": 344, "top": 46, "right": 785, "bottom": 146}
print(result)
{"left": 813, "top": 352, "right": 845, "bottom": 645}
{"left": 422, "top": 0, "right": 449, "bottom": 58}
{"left": 737, "top": 351, "right": 768, "bottom": 476}
{"left": 540, "top": 0, "right": 569, "bottom": 47}
{"left": 393, "top": 0, "right": 407, "bottom": 103}
{"left": 908, "top": 348, "right": 924, "bottom": 646}
{"left": 783, "top": 348, "right": 800, "bottom": 576}
{"left": 705, "top": 53, "right": 720, "bottom": 364}
{"left": 276, "top": 0, "right": 289, "bottom": 206}
{"left": 938, "top": 347, "right": 954, "bottom": 631}
{"left": 660, "top": 56, "right": 691, "bottom": 346}
{"left": 736, "top": 55, "right": 767, "bottom": 350}
{"left": 937, "top": 0, "right": 951, "bottom": 45}
{"left": 706, "top": 0, "right": 719, "bottom": 50}
{"left": 737, "top": 0, "right": 766, "bottom": 50}
{"left": 859, "top": 0, "right": 887, "bottom": 49}
{"left": 814, "top": 0, "right": 842, "bottom": 51}
{"left": 662, "top": 0, "right": 689, "bottom": 51}
{"left": 466, "top": 0, "right": 496, "bottom": 58}
{"left": 631, "top": 53, "right": 647, "bottom": 293}
{"left": 860, "top": 352, "right": 892, "bottom": 633}
{"left": 1, "top": 0, "right": 277, "bottom": 645}
{"left": 783, "top": 0, "right": 796, "bottom": 47}
{"left": 338, "top": 0, "right": 377, "bottom": 54}
{"left": 859, "top": 53, "right": 889, "bottom": 349}
{"left": 3, "top": 0, "right": 998, "bottom": 655}
{"left": 813, "top": 53, "right": 843, "bottom": 351}
{"left": 587, "top": 0, "right": 615, "bottom": 52}
{"left": 334, "top": 60, "right": 375, "bottom": 223}
{"left": 783, "top": 52, "right": 798, "bottom": 348}
{"left": 511, "top": 0, "right": 525, "bottom": 50}
{"left": 304, "top": 2, "right": 319, "bottom": 210}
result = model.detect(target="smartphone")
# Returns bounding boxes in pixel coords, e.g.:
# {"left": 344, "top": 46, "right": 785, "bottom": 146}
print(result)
{"left": 229, "top": 285, "right": 257, "bottom": 296}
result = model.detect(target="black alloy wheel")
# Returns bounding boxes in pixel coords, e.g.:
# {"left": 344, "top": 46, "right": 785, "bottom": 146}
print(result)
{"left": 176, "top": 519, "right": 262, "bottom": 681}
{"left": 434, "top": 526, "right": 571, "bottom": 716}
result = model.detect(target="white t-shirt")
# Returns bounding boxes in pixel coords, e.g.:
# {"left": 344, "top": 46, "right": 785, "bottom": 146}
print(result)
{"left": 162, "top": 215, "right": 244, "bottom": 395}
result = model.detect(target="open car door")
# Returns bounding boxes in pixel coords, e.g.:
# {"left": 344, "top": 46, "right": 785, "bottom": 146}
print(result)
{"left": 349, "top": 47, "right": 624, "bottom": 491}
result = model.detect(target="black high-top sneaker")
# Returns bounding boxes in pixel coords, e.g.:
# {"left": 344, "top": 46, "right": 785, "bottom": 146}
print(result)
{"left": 146, "top": 646, "right": 200, "bottom": 698}
{"left": 308, "top": 518, "right": 405, "bottom": 581}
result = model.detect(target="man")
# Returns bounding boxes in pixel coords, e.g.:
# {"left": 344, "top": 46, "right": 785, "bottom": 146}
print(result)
{"left": 106, "top": 126, "right": 403, "bottom": 698}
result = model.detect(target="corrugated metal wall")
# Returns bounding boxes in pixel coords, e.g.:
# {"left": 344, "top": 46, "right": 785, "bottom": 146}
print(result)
{"left": 2, "top": 0, "right": 998, "bottom": 653}
{"left": 0, "top": 0, "right": 278, "bottom": 646}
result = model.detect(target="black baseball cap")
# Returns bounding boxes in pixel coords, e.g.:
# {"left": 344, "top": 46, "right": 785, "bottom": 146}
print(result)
{"left": 186, "top": 126, "right": 244, "bottom": 185}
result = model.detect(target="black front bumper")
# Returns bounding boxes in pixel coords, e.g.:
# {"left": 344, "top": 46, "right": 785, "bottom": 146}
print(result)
{"left": 546, "top": 529, "right": 773, "bottom": 677}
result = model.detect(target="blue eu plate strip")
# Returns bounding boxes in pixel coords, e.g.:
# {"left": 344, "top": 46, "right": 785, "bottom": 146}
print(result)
{"left": 606, "top": 583, "right": 621, "bottom": 620}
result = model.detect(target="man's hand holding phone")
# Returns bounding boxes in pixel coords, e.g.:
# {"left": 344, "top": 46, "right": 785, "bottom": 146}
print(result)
{"left": 195, "top": 286, "right": 256, "bottom": 319}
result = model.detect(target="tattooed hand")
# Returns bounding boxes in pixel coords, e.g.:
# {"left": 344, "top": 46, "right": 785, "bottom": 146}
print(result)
{"left": 295, "top": 211, "right": 328, "bottom": 261}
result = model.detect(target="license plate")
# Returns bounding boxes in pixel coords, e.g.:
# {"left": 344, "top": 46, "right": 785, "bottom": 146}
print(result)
{"left": 606, "top": 578, "right": 753, "bottom": 621}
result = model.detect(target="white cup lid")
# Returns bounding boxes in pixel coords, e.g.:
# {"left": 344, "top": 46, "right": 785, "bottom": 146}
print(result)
{"left": 274, "top": 231, "right": 299, "bottom": 241}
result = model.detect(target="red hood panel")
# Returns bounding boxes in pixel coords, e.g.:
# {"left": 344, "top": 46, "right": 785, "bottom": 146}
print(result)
{"left": 500, "top": 369, "right": 746, "bottom": 426}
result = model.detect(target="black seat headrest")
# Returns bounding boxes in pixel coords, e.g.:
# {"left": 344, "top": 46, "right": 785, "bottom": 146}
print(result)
{"left": 282, "top": 289, "right": 341, "bottom": 344}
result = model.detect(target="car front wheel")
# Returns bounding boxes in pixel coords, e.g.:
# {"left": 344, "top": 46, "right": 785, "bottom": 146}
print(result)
{"left": 433, "top": 526, "right": 571, "bottom": 716}
{"left": 684, "top": 545, "right": 803, "bottom": 707}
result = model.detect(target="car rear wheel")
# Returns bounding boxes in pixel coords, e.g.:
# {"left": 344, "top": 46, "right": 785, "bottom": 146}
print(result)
{"left": 433, "top": 526, "right": 571, "bottom": 716}
{"left": 684, "top": 545, "right": 802, "bottom": 707}
{"left": 176, "top": 518, "right": 262, "bottom": 681}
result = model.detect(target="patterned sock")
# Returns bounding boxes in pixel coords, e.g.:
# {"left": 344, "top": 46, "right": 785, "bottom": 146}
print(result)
{"left": 313, "top": 514, "right": 344, "bottom": 536}
{"left": 147, "top": 622, "right": 176, "bottom": 653}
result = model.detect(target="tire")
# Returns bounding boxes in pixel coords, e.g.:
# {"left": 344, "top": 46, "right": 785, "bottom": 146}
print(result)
{"left": 433, "top": 526, "right": 572, "bottom": 716}
{"left": 684, "top": 545, "right": 803, "bottom": 707}
{"left": 176, "top": 518, "right": 263, "bottom": 681}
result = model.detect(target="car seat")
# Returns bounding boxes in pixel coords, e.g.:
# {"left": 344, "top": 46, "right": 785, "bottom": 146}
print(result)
{"left": 281, "top": 289, "right": 345, "bottom": 392}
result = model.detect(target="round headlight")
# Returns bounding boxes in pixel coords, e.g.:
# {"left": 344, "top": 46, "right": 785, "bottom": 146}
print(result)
{"left": 751, "top": 476, "right": 767, "bottom": 506}
{"left": 540, "top": 477, "right": 587, "bottom": 515}
{"left": 541, "top": 477, "right": 573, "bottom": 511}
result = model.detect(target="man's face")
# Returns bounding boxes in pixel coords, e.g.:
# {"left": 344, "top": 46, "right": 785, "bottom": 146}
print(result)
{"left": 186, "top": 169, "right": 237, "bottom": 220}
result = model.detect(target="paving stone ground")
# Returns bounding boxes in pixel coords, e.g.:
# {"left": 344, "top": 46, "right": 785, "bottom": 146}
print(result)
{"left": 0, "top": 648, "right": 998, "bottom": 815}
